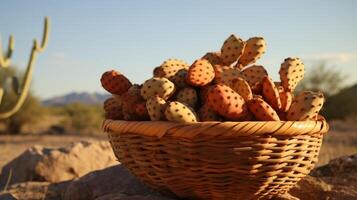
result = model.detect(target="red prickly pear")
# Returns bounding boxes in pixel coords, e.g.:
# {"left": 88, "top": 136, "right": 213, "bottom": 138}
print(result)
{"left": 207, "top": 84, "right": 247, "bottom": 120}
{"left": 101, "top": 70, "right": 132, "bottom": 95}
{"left": 202, "top": 52, "right": 223, "bottom": 65}
{"left": 230, "top": 77, "right": 253, "bottom": 101}
{"left": 247, "top": 97, "right": 280, "bottom": 121}
{"left": 103, "top": 97, "right": 123, "bottom": 120}
{"left": 186, "top": 59, "right": 215, "bottom": 87}
{"left": 262, "top": 76, "right": 282, "bottom": 110}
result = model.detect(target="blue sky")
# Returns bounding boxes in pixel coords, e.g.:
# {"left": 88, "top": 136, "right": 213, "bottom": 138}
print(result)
{"left": 1, "top": 0, "right": 357, "bottom": 99}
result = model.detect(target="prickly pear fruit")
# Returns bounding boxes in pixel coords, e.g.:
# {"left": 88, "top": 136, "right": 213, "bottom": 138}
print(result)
{"left": 287, "top": 91, "right": 324, "bottom": 121}
{"left": 171, "top": 68, "right": 188, "bottom": 88}
{"left": 101, "top": 70, "right": 132, "bottom": 95}
{"left": 247, "top": 97, "right": 280, "bottom": 121}
{"left": 146, "top": 96, "right": 167, "bottom": 121}
{"left": 113, "top": 94, "right": 123, "bottom": 107}
{"left": 122, "top": 85, "right": 146, "bottom": 121}
{"left": 230, "top": 77, "right": 253, "bottom": 101}
{"left": 220, "top": 34, "right": 246, "bottom": 65}
{"left": 278, "top": 86, "right": 293, "bottom": 112}
{"left": 141, "top": 77, "right": 175, "bottom": 100}
{"left": 279, "top": 57, "right": 304, "bottom": 92}
{"left": 153, "top": 66, "right": 162, "bottom": 77}
{"left": 202, "top": 52, "right": 223, "bottom": 65}
{"left": 175, "top": 87, "right": 198, "bottom": 108}
{"left": 186, "top": 59, "right": 215, "bottom": 86}
{"left": 213, "top": 65, "right": 242, "bottom": 85}
{"left": 207, "top": 84, "right": 247, "bottom": 120}
{"left": 135, "top": 102, "right": 149, "bottom": 119}
{"left": 198, "top": 104, "right": 220, "bottom": 121}
{"left": 262, "top": 76, "right": 282, "bottom": 110}
{"left": 165, "top": 101, "right": 198, "bottom": 123}
{"left": 238, "top": 37, "right": 266, "bottom": 68}
{"left": 199, "top": 85, "right": 213, "bottom": 104}
{"left": 103, "top": 97, "right": 123, "bottom": 120}
{"left": 155, "top": 59, "right": 189, "bottom": 80}
{"left": 241, "top": 65, "right": 268, "bottom": 93}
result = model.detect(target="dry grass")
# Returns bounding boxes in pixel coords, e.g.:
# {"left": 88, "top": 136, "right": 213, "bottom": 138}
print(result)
{"left": 317, "top": 121, "right": 357, "bottom": 166}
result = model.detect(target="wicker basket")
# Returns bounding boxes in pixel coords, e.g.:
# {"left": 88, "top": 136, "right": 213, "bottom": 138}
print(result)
{"left": 103, "top": 120, "right": 329, "bottom": 200}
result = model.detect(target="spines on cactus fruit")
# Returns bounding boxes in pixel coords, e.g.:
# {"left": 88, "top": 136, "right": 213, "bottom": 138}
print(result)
{"left": 279, "top": 57, "right": 304, "bottom": 92}
{"left": 175, "top": 87, "right": 198, "bottom": 108}
{"left": 247, "top": 97, "right": 280, "bottom": 121}
{"left": 262, "top": 76, "right": 282, "bottom": 110}
{"left": 220, "top": 34, "right": 246, "bottom": 65}
{"left": 202, "top": 52, "right": 223, "bottom": 65}
{"left": 165, "top": 101, "right": 198, "bottom": 123}
{"left": 171, "top": 68, "right": 188, "bottom": 88}
{"left": 213, "top": 65, "right": 242, "bottom": 85}
{"left": 241, "top": 65, "right": 268, "bottom": 93}
{"left": 135, "top": 102, "right": 150, "bottom": 119}
{"left": 146, "top": 96, "right": 167, "bottom": 121}
{"left": 237, "top": 37, "right": 266, "bottom": 68}
{"left": 199, "top": 85, "right": 213, "bottom": 104}
{"left": 103, "top": 97, "right": 123, "bottom": 120}
{"left": 230, "top": 77, "right": 253, "bottom": 101}
{"left": 122, "top": 85, "right": 146, "bottom": 120}
{"left": 287, "top": 91, "right": 324, "bottom": 121}
{"left": 141, "top": 77, "right": 175, "bottom": 100}
{"left": 186, "top": 59, "right": 215, "bottom": 86}
{"left": 101, "top": 70, "right": 132, "bottom": 95}
{"left": 278, "top": 86, "right": 293, "bottom": 112}
{"left": 207, "top": 84, "right": 247, "bottom": 120}
{"left": 155, "top": 59, "right": 189, "bottom": 80}
{"left": 198, "top": 104, "right": 220, "bottom": 121}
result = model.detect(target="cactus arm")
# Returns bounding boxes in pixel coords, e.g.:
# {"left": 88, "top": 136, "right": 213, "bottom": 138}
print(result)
{"left": 0, "top": 35, "right": 14, "bottom": 68}
{"left": 34, "top": 17, "right": 50, "bottom": 52}
{"left": 0, "top": 17, "right": 50, "bottom": 119}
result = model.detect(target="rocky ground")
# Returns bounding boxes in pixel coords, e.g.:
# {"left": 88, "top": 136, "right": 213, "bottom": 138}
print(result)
{"left": 0, "top": 125, "right": 356, "bottom": 200}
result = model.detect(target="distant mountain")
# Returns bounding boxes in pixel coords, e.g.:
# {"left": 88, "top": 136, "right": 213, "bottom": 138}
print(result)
{"left": 42, "top": 92, "right": 110, "bottom": 106}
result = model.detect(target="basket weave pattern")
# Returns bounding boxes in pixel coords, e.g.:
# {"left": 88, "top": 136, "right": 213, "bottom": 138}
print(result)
{"left": 103, "top": 120, "right": 328, "bottom": 200}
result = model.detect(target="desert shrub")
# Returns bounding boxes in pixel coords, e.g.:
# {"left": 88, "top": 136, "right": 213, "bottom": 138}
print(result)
{"left": 55, "top": 103, "right": 104, "bottom": 134}
{"left": 297, "top": 62, "right": 345, "bottom": 96}
{"left": 322, "top": 84, "right": 357, "bottom": 120}
{"left": 0, "top": 67, "right": 46, "bottom": 134}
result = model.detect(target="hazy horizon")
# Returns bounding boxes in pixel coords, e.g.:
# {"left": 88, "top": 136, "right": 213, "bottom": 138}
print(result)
{"left": 1, "top": 0, "right": 357, "bottom": 99}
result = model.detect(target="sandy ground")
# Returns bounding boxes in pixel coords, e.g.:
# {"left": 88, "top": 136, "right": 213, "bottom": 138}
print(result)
{"left": 0, "top": 126, "right": 356, "bottom": 169}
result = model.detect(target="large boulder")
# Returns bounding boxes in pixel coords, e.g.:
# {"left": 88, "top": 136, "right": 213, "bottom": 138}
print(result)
{"left": 64, "top": 165, "right": 173, "bottom": 200}
{"left": 0, "top": 141, "right": 117, "bottom": 189}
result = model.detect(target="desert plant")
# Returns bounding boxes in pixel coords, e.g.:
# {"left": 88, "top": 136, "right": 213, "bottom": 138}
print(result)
{"left": 58, "top": 103, "right": 104, "bottom": 134}
{"left": 0, "top": 17, "right": 50, "bottom": 119}
{"left": 297, "top": 62, "right": 345, "bottom": 96}
{"left": 0, "top": 67, "right": 46, "bottom": 134}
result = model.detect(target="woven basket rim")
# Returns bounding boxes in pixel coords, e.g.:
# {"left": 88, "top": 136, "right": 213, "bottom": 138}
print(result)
{"left": 103, "top": 119, "right": 329, "bottom": 139}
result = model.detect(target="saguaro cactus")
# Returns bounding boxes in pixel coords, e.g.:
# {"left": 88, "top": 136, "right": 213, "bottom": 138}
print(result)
{"left": 0, "top": 17, "right": 50, "bottom": 119}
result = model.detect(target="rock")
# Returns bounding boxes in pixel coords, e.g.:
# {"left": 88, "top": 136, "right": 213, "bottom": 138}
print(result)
{"left": 311, "top": 154, "right": 357, "bottom": 177}
{"left": 64, "top": 165, "right": 173, "bottom": 200}
{"left": 288, "top": 175, "right": 331, "bottom": 200}
{"left": 0, "top": 141, "right": 117, "bottom": 189}
{"left": 0, "top": 181, "right": 70, "bottom": 200}
{"left": 309, "top": 154, "right": 357, "bottom": 199}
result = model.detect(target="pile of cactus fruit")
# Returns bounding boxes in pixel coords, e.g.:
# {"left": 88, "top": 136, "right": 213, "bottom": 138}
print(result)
{"left": 100, "top": 34, "right": 325, "bottom": 123}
